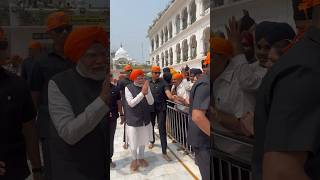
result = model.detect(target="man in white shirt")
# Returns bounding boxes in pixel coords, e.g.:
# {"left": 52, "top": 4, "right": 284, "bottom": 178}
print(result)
{"left": 47, "top": 26, "right": 110, "bottom": 180}
{"left": 124, "top": 69, "right": 154, "bottom": 172}
{"left": 171, "top": 73, "right": 190, "bottom": 111}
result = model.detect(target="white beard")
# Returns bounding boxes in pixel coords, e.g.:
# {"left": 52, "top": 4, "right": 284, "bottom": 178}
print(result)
{"left": 134, "top": 82, "right": 143, "bottom": 87}
{"left": 76, "top": 61, "right": 106, "bottom": 81}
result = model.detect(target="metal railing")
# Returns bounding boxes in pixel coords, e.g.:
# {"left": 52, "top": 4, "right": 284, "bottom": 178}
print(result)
{"left": 166, "top": 100, "right": 194, "bottom": 156}
{"left": 166, "top": 100, "right": 253, "bottom": 180}
{"left": 212, "top": 125, "right": 253, "bottom": 180}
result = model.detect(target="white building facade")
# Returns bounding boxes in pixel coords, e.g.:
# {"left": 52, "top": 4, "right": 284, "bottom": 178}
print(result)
{"left": 148, "top": 0, "right": 210, "bottom": 70}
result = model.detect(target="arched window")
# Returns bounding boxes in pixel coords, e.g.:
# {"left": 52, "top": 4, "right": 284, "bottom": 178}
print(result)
{"left": 182, "top": 39, "right": 188, "bottom": 61}
{"left": 169, "top": 48, "right": 173, "bottom": 65}
{"left": 190, "top": 1, "right": 196, "bottom": 24}
{"left": 161, "top": 30, "right": 164, "bottom": 45}
{"left": 165, "top": 50, "right": 169, "bottom": 66}
{"left": 182, "top": 8, "right": 188, "bottom": 30}
{"left": 168, "top": 22, "right": 173, "bottom": 39}
{"left": 151, "top": 39, "right": 154, "bottom": 52}
{"left": 155, "top": 35, "right": 159, "bottom": 49}
{"left": 203, "top": 27, "right": 210, "bottom": 54}
{"left": 161, "top": 52, "right": 164, "bottom": 67}
{"left": 190, "top": 35, "right": 197, "bottom": 59}
{"left": 176, "top": 44, "right": 181, "bottom": 64}
{"left": 175, "top": 15, "right": 181, "bottom": 34}
{"left": 164, "top": 27, "right": 168, "bottom": 42}
{"left": 156, "top": 55, "right": 160, "bottom": 66}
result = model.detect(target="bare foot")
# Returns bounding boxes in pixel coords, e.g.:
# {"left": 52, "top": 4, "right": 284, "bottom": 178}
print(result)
{"left": 138, "top": 159, "right": 149, "bottom": 167}
{"left": 148, "top": 143, "right": 154, "bottom": 149}
{"left": 130, "top": 160, "right": 139, "bottom": 172}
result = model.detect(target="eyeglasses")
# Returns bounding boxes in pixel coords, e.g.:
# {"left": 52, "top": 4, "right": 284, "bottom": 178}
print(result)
{"left": 52, "top": 25, "right": 72, "bottom": 34}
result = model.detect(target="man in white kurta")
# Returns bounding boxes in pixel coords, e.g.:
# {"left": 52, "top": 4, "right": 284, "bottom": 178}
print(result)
{"left": 124, "top": 69, "right": 154, "bottom": 172}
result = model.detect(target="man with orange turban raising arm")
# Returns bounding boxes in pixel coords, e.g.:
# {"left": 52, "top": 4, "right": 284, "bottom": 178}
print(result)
{"left": 47, "top": 26, "right": 110, "bottom": 180}
{"left": 124, "top": 69, "right": 154, "bottom": 172}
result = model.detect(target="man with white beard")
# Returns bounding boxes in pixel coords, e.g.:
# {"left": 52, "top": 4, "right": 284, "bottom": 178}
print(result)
{"left": 47, "top": 26, "right": 110, "bottom": 180}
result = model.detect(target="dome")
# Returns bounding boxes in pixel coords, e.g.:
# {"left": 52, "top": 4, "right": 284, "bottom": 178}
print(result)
{"left": 114, "top": 46, "right": 129, "bottom": 60}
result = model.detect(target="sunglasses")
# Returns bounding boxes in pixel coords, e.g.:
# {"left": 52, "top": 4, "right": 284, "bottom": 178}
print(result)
{"left": 0, "top": 41, "right": 8, "bottom": 50}
{"left": 153, "top": 72, "right": 161, "bottom": 74}
{"left": 52, "top": 25, "right": 72, "bottom": 34}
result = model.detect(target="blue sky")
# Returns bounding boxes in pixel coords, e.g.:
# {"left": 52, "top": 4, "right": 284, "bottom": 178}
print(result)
{"left": 110, "top": 0, "right": 171, "bottom": 63}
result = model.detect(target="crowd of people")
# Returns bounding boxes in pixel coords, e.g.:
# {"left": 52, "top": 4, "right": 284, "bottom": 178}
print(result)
{"left": 212, "top": 0, "right": 320, "bottom": 179}
{"left": 0, "top": 8, "right": 211, "bottom": 180}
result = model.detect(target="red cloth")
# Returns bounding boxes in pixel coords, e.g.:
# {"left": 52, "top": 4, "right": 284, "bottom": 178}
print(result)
{"left": 64, "top": 26, "right": 108, "bottom": 63}
{"left": 212, "top": 37, "right": 233, "bottom": 57}
{"left": 130, "top": 69, "right": 144, "bottom": 81}
{"left": 47, "top": 11, "right": 70, "bottom": 31}
{"left": 203, "top": 52, "right": 210, "bottom": 65}
{"left": 124, "top": 64, "right": 133, "bottom": 72}
{"left": 172, "top": 73, "right": 183, "bottom": 80}
{"left": 151, "top": 66, "right": 161, "bottom": 72}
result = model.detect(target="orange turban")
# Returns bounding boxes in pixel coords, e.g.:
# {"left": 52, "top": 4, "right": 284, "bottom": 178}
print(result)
{"left": 299, "top": 0, "right": 320, "bottom": 11}
{"left": 172, "top": 73, "right": 183, "bottom": 80}
{"left": 47, "top": 11, "right": 70, "bottom": 32}
{"left": 28, "top": 40, "right": 42, "bottom": 49}
{"left": 124, "top": 64, "right": 133, "bottom": 72}
{"left": 203, "top": 52, "right": 210, "bottom": 65}
{"left": 212, "top": 37, "right": 233, "bottom": 57}
{"left": 130, "top": 69, "right": 144, "bottom": 81}
{"left": 151, "top": 66, "right": 161, "bottom": 72}
{"left": 64, "top": 26, "right": 108, "bottom": 63}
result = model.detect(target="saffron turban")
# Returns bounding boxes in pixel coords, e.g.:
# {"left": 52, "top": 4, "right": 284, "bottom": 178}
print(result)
{"left": 151, "top": 66, "right": 161, "bottom": 72}
{"left": 28, "top": 40, "right": 42, "bottom": 49}
{"left": 212, "top": 37, "right": 233, "bottom": 57}
{"left": 130, "top": 69, "right": 144, "bottom": 81}
{"left": 203, "top": 52, "right": 211, "bottom": 65}
{"left": 64, "top": 26, "right": 108, "bottom": 63}
{"left": 124, "top": 64, "right": 133, "bottom": 72}
{"left": 172, "top": 73, "right": 183, "bottom": 80}
{"left": 47, "top": 11, "right": 70, "bottom": 31}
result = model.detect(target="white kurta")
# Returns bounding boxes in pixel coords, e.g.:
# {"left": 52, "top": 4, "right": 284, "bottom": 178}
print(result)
{"left": 125, "top": 85, "right": 154, "bottom": 150}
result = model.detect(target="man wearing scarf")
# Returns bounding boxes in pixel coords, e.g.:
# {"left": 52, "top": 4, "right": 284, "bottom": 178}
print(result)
{"left": 47, "top": 26, "right": 110, "bottom": 180}
{"left": 253, "top": 0, "right": 320, "bottom": 179}
{"left": 124, "top": 69, "right": 154, "bottom": 172}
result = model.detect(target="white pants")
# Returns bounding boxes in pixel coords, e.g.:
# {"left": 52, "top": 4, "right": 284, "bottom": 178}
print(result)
{"left": 131, "top": 145, "right": 145, "bottom": 160}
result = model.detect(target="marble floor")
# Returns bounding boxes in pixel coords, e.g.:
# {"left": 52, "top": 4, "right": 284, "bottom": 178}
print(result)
{"left": 27, "top": 121, "right": 201, "bottom": 180}
{"left": 110, "top": 122, "right": 200, "bottom": 180}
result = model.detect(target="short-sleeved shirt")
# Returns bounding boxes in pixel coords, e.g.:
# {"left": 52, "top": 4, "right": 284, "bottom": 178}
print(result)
{"left": 187, "top": 74, "right": 210, "bottom": 148}
{"left": 149, "top": 78, "right": 170, "bottom": 112}
{"left": 109, "top": 83, "right": 121, "bottom": 120}
{"left": 30, "top": 52, "right": 73, "bottom": 137}
{"left": 0, "top": 67, "right": 36, "bottom": 179}
{"left": 252, "top": 26, "right": 320, "bottom": 180}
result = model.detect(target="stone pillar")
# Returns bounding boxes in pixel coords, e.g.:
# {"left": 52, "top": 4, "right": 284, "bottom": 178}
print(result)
{"left": 196, "top": 0, "right": 202, "bottom": 18}
{"left": 188, "top": 38, "right": 192, "bottom": 61}
{"left": 187, "top": 6, "right": 191, "bottom": 26}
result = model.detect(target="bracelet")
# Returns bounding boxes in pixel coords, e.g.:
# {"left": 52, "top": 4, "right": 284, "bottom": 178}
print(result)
{"left": 32, "top": 167, "right": 43, "bottom": 174}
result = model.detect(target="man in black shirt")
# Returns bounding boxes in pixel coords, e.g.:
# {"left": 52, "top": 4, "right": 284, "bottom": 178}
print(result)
{"left": 21, "top": 40, "right": 42, "bottom": 85}
{"left": 148, "top": 66, "right": 174, "bottom": 161}
{"left": 0, "top": 31, "right": 42, "bottom": 180}
{"left": 188, "top": 55, "right": 210, "bottom": 180}
{"left": 252, "top": 2, "right": 320, "bottom": 180}
{"left": 30, "top": 11, "right": 73, "bottom": 179}
{"left": 109, "top": 73, "right": 122, "bottom": 168}
{"left": 117, "top": 64, "right": 132, "bottom": 149}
